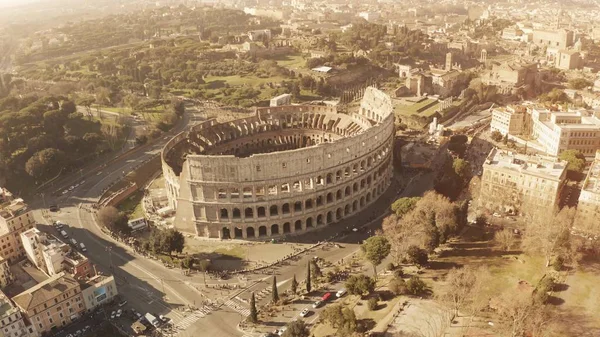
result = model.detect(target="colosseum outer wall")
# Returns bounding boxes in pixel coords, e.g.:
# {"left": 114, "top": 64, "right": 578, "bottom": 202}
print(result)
{"left": 162, "top": 87, "right": 396, "bottom": 239}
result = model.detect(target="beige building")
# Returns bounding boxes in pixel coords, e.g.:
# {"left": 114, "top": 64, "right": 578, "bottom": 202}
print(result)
{"left": 80, "top": 275, "right": 118, "bottom": 312}
{"left": 12, "top": 272, "right": 85, "bottom": 334}
{"left": 532, "top": 29, "right": 574, "bottom": 49}
{"left": 0, "top": 257, "right": 13, "bottom": 289}
{"left": 0, "top": 190, "right": 35, "bottom": 264}
{"left": 0, "top": 292, "right": 37, "bottom": 337}
{"left": 490, "top": 106, "right": 528, "bottom": 136}
{"left": 21, "top": 229, "right": 93, "bottom": 279}
{"left": 555, "top": 49, "right": 582, "bottom": 70}
{"left": 576, "top": 151, "right": 600, "bottom": 233}
{"left": 482, "top": 61, "right": 538, "bottom": 93}
{"left": 479, "top": 148, "right": 567, "bottom": 213}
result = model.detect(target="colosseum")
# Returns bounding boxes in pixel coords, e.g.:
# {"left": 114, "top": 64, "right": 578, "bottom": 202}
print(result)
{"left": 161, "top": 87, "right": 395, "bottom": 239}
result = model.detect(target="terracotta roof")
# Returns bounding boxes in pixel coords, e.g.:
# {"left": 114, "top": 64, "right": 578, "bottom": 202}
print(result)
{"left": 12, "top": 272, "right": 80, "bottom": 311}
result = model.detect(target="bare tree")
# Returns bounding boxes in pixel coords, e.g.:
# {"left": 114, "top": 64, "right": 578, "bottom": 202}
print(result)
{"left": 495, "top": 229, "right": 516, "bottom": 252}
{"left": 493, "top": 290, "right": 550, "bottom": 337}
{"left": 521, "top": 207, "right": 575, "bottom": 266}
{"left": 436, "top": 266, "right": 492, "bottom": 319}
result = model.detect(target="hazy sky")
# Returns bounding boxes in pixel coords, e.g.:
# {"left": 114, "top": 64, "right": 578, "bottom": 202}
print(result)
{"left": 0, "top": 0, "right": 42, "bottom": 8}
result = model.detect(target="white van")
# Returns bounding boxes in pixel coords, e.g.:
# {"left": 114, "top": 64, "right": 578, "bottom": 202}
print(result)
{"left": 70, "top": 238, "right": 78, "bottom": 246}
{"left": 60, "top": 230, "right": 69, "bottom": 239}
{"left": 336, "top": 289, "right": 347, "bottom": 298}
{"left": 79, "top": 243, "right": 87, "bottom": 252}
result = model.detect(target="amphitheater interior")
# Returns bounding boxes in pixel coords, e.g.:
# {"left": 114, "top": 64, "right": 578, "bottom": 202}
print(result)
{"left": 161, "top": 87, "right": 396, "bottom": 239}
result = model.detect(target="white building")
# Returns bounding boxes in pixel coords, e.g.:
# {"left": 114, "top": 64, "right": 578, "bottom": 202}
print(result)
{"left": 80, "top": 275, "right": 118, "bottom": 312}
{"left": 270, "top": 94, "right": 292, "bottom": 107}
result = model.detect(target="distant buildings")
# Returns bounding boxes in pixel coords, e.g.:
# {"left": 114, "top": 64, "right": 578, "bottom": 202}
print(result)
{"left": 491, "top": 105, "right": 600, "bottom": 157}
{"left": 0, "top": 189, "right": 35, "bottom": 263}
{"left": 532, "top": 29, "right": 574, "bottom": 49}
{"left": 576, "top": 150, "right": 600, "bottom": 232}
{"left": 248, "top": 29, "right": 271, "bottom": 42}
{"left": 481, "top": 61, "right": 539, "bottom": 93}
{"left": 555, "top": 49, "right": 583, "bottom": 70}
{"left": 270, "top": 94, "right": 292, "bottom": 107}
{"left": 479, "top": 148, "right": 567, "bottom": 213}
{"left": 0, "top": 292, "right": 36, "bottom": 337}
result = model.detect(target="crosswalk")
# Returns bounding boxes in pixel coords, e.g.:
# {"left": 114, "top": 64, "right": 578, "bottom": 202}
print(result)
{"left": 172, "top": 305, "right": 213, "bottom": 334}
{"left": 224, "top": 297, "right": 251, "bottom": 317}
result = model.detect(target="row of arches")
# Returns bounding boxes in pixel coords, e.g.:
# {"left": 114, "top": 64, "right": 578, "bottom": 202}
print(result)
{"left": 217, "top": 168, "right": 391, "bottom": 222}
{"left": 219, "top": 180, "right": 389, "bottom": 239}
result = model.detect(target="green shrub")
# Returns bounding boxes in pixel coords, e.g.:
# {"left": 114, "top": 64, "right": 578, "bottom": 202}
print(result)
{"left": 367, "top": 297, "right": 378, "bottom": 311}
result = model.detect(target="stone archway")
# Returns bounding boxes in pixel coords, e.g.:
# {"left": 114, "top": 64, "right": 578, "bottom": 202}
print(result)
{"left": 283, "top": 222, "right": 291, "bottom": 233}
{"left": 294, "top": 220, "right": 302, "bottom": 231}
{"left": 258, "top": 226, "right": 267, "bottom": 237}
{"left": 222, "top": 227, "right": 231, "bottom": 239}
{"left": 246, "top": 227, "right": 255, "bottom": 238}
{"left": 271, "top": 224, "right": 279, "bottom": 235}
{"left": 234, "top": 227, "right": 243, "bottom": 239}
{"left": 306, "top": 217, "right": 313, "bottom": 228}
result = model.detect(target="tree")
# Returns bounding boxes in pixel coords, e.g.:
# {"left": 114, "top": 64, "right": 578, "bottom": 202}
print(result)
{"left": 248, "top": 292, "right": 258, "bottom": 323}
{"left": 521, "top": 207, "right": 576, "bottom": 266}
{"left": 161, "top": 229, "right": 185, "bottom": 256}
{"left": 367, "top": 297, "right": 378, "bottom": 310}
{"left": 306, "top": 262, "right": 311, "bottom": 293}
{"left": 291, "top": 274, "right": 298, "bottom": 295}
{"left": 321, "top": 304, "right": 358, "bottom": 336}
{"left": 391, "top": 197, "right": 420, "bottom": 217}
{"left": 389, "top": 277, "right": 407, "bottom": 295}
{"left": 559, "top": 149, "right": 586, "bottom": 179}
{"left": 406, "top": 245, "right": 429, "bottom": 266}
{"left": 310, "top": 259, "right": 322, "bottom": 279}
{"left": 282, "top": 319, "right": 310, "bottom": 337}
{"left": 171, "top": 99, "right": 185, "bottom": 117}
{"left": 25, "top": 148, "right": 66, "bottom": 180}
{"left": 361, "top": 236, "right": 391, "bottom": 280}
{"left": 272, "top": 276, "right": 279, "bottom": 303}
{"left": 97, "top": 206, "right": 130, "bottom": 235}
{"left": 495, "top": 229, "right": 516, "bottom": 251}
{"left": 494, "top": 290, "right": 549, "bottom": 337}
{"left": 452, "top": 158, "right": 470, "bottom": 181}
{"left": 490, "top": 130, "right": 503, "bottom": 142}
{"left": 406, "top": 276, "right": 427, "bottom": 296}
{"left": 180, "top": 256, "right": 195, "bottom": 269}
{"left": 345, "top": 274, "right": 375, "bottom": 296}
{"left": 568, "top": 78, "right": 592, "bottom": 90}
{"left": 436, "top": 266, "right": 491, "bottom": 318}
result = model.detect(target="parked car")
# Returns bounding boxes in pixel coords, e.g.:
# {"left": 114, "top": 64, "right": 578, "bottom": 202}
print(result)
{"left": 60, "top": 230, "right": 69, "bottom": 239}
{"left": 312, "top": 300, "right": 322, "bottom": 308}
{"left": 116, "top": 309, "right": 122, "bottom": 318}
{"left": 159, "top": 315, "right": 170, "bottom": 322}
{"left": 79, "top": 243, "right": 87, "bottom": 252}
{"left": 336, "top": 289, "right": 347, "bottom": 298}
{"left": 110, "top": 311, "right": 116, "bottom": 319}
{"left": 54, "top": 221, "right": 64, "bottom": 229}
{"left": 70, "top": 238, "right": 78, "bottom": 246}
{"left": 299, "top": 308, "right": 309, "bottom": 317}
{"left": 278, "top": 327, "right": 287, "bottom": 336}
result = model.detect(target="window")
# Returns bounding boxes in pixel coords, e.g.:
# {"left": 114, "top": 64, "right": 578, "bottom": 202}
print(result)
{"left": 282, "top": 162, "right": 287, "bottom": 168}
{"left": 256, "top": 165, "right": 261, "bottom": 172}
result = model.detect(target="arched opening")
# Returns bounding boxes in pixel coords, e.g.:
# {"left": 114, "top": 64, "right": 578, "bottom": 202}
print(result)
{"left": 353, "top": 200, "right": 358, "bottom": 212}
{"left": 344, "top": 167, "right": 351, "bottom": 177}
{"left": 345, "top": 204, "right": 351, "bottom": 215}
{"left": 317, "top": 214, "right": 323, "bottom": 225}
{"left": 294, "top": 220, "right": 302, "bottom": 231}
{"left": 234, "top": 227, "right": 243, "bottom": 239}
{"left": 316, "top": 196, "right": 323, "bottom": 206}
{"left": 360, "top": 179, "right": 365, "bottom": 189}
{"left": 336, "top": 208, "right": 343, "bottom": 220}
{"left": 326, "top": 193, "right": 333, "bottom": 203}
{"left": 232, "top": 208, "right": 241, "bottom": 219}
{"left": 327, "top": 211, "right": 333, "bottom": 223}
{"left": 218, "top": 189, "right": 227, "bottom": 199}
{"left": 257, "top": 207, "right": 266, "bottom": 218}
{"left": 283, "top": 222, "right": 291, "bottom": 233}
{"left": 246, "top": 227, "right": 255, "bottom": 238}
{"left": 221, "top": 227, "right": 230, "bottom": 239}
{"left": 366, "top": 192, "right": 371, "bottom": 202}
{"left": 353, "top": 183, "right": 359, "bottom": 192}
{"left": 352, "top": 164, "right": 358, "bottom": 174}
{"left": 306, "top": 217, "right": 313, "bottom": 228}
{"left": 326, "top": 173, "right": 333, "bottom": 184}
{"left": 258, "top": 226, "right": 267, "bottom": 237}
{"left": 367, "top": 157, "right": 372, "bottom": 167}
{"left": 270, "top": 205, "right": 278, "bottom": 216}
{"left": 367, "top": 176, "right": 372, "bottom": 186}
{"left": 336, "top": 189, "right": 343, "bottom": 200}
{"left": 336, "top": 170, "right": 342, "bottom": 181}
{"left": 220, "top": 208, "right": 229, "bottom": 220}
{"left": 305, "top": 199, "right": 313, "bottom": 209}
{"left": 360, "top": 196, "right": 365, "bottom": 207}
{"left": 271, "top": 224, "right": 279, "bottom": 235}
{"left": 360, "top": 161, "right": 366, "bottom": 171}
{"left": 345, "top": 186, "right": 351, "bottom": 196}
{"left": 282, "top": 203, "right": 290, "bottom": 214}
{"left": 245, "top": 207, "right": 254, "bottom": 218}
{"left": 294, "top": 201, "right": 302, "bottom": 212}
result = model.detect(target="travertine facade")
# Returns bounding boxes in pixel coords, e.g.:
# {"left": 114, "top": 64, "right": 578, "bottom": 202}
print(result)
{"left": 480, "top": 148, "right": 567, "bottom": 213}
{"left": 162, "top": 87, "right": 395, "bottom": 239}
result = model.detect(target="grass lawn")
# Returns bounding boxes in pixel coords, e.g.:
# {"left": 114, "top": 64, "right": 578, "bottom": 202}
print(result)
{"left": 394, "top": 98, "right": 440, "bottom": 118}
{"left": 117, "top": 190, "right": 145, "bottom": 219}
{"left": 213, "top": 246, "right": 246, "bottom": 260}
{"left": 275, "top": 54, "right": 306, "bottom": 68}
{"left": 552, "top": 266, "right": 600, "bottom": 335}
{"left": 204, "top": 74, "right": 286, "bottom": 87}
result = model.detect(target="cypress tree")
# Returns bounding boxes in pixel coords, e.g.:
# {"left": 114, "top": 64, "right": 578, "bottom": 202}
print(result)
{"left": 248, "top": 292, "right": 258, "bottom": 323}
{"left": 291, "top": 274, "right": 298, "bottom": 295}
{"left": 272, "top": 276, "right": 279, "bottom": 303}
{"left": 306, "top": 262, "right": 312, "bottom": 293}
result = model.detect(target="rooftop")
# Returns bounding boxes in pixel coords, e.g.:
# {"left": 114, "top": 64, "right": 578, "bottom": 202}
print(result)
{"left": 0, "top": 198, "right": 28, "bottom": 220}
{"left": 582, "top": 151, "right": 600, "bottom": 194}
{"left": 484, "top": 148, "right": 567, "bottom": 181}
{"left": 12, "top": 272, "right": 80, "bottom": 311}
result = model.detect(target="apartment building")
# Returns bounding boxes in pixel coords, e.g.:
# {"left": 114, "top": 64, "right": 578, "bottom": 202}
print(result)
{"left": 532, "top": 29, "right": 574, "bottom": 49}
{"left": 20, "top": 229, "right": 93, "bottom": 279}
{"left": 80, "top": 275, "right": 118, "bottom": 312}
{"left": 576, "top": 151, "right": 600, "bottom": 233}
{"left": 0, "top": 190, "right": 35, "bottom": 264}
{"left": 0, "top": 257, "right": 13, "bottom": 289}
{"left": 12, "top": 273, "right": 85, "bottom": 335}
{"left": 490, "top": 106, "right": 528, "bottom": 136}
{"left": 479, "top": 148, "right": 567, "bottom": 213}
{"left": 0, "top": 292, "right": 37, "bottom": 337}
